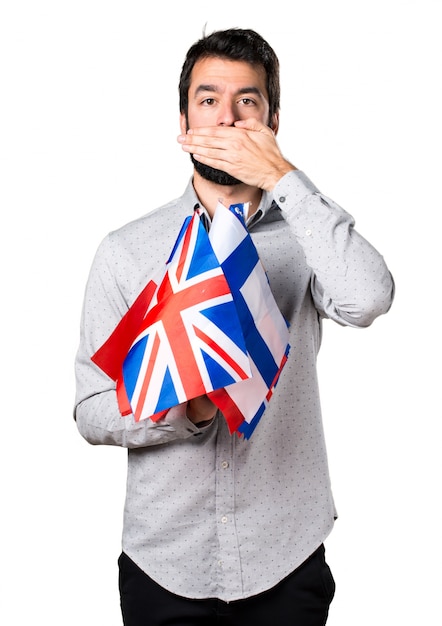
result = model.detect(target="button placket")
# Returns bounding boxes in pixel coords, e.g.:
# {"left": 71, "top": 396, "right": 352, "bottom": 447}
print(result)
{"left": 214, "top": 429, "right": 242, "bottom": 593}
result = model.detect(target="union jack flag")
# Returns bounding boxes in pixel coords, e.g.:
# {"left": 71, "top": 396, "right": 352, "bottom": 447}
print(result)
{"left": 92, "top": 202, "right": 290, "bottom": 438}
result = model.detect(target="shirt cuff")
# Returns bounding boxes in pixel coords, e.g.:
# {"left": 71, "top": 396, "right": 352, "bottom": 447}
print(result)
{"left": 273, "top": 170, "right": 319, "bottom": 209}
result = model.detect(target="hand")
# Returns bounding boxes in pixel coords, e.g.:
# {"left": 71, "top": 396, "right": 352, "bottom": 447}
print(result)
{"left": 178, "top": 118, "right": 296, "bottom": 191}
{"left": 186, "top": 395, "right": 217, "bottom": 426}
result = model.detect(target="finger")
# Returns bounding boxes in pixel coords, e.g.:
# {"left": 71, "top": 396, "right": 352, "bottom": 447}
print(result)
{"left": 180, "top": 125, "right": 245, "bottom": 141}
{"left": 177, "top": 131, "right": 225, "bottom": 150}
{"left": 234, "top": 118, "right": 266, "bottom": 131}
{"left": 178, "top": 131, "right": 236, "bottom": 156}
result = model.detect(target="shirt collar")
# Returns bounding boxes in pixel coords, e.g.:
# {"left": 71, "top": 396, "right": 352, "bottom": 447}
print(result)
{"left": 183, "top": 178, "right": 276, "bottom": 229}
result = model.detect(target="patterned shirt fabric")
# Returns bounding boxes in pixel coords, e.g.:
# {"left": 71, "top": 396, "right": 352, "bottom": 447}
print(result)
{"left": 74, "top": 169, "right": 394, "bottom": 602}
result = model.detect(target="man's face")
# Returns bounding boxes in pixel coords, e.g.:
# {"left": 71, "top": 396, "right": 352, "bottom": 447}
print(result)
{"left": 180, "top": 57, "right": 276, "bottom": 186}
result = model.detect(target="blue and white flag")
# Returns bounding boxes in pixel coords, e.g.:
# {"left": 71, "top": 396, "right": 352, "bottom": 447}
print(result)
{"left": 206, "top": 202, "right": 290, "bottom": 438}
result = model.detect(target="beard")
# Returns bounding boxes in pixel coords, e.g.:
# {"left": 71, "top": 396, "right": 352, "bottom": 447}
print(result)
{"left": 190, "top": 154, "right": 242, "bottom": 186}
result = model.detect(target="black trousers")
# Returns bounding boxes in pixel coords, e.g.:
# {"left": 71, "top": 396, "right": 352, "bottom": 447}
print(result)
{"left": 118, "top": 545, "right": 335, "bottom": 626}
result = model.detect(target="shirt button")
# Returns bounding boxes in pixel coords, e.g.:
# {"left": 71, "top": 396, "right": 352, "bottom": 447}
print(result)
{"left": 221, "top": 516, "right": 228, "bottom": 524}
{"left": 305, "top": 229, "right": 312, "bottom": 237}
{"left": 279, "top": 196, "right": 286, "bottom": 203}
{"left": 221, "top": 461, "right": 229, "bottom": 469}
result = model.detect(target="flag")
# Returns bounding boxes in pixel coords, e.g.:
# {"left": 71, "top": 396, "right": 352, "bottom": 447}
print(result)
{"left": 92, "top": 202, "right": 290, "bottom": 438}
{"left": 206, "top": 202, "right": 290, "bottom": 438}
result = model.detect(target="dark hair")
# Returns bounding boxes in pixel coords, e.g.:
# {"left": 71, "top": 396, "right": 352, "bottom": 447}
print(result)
{"left": 179, "top": 28, "right": 280, "bottom": 123}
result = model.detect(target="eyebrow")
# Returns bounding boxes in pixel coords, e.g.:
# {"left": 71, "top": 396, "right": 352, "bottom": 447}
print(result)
{"left": 194, "top": 85, "right": 264, "bottom": 98}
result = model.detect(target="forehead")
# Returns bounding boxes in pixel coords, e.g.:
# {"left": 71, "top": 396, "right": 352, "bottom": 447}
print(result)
{"left": 189, "top": 57, "right": 268, "bottom": 97}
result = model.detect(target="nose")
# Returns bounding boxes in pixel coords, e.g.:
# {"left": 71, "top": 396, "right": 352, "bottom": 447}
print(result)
{"left": 217, "top": 103, "right": 237, "bottom": 127}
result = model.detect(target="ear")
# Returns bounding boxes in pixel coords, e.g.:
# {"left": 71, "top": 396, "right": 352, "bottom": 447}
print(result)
{"left": 179, "top": 112, "right": 187, "bottom": 135}
{"left": 270, "top": 112, "right": 280, "bottom": 135}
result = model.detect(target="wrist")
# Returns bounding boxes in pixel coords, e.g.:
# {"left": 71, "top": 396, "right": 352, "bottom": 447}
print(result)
{"left": 194, "top": 418, "right": 214, "bottom": 428}
{"left": 186, "top": 396, "right": 217, "bottom": 425}
{"left": 264, "top": 162, "right": 297, "bottom": 191}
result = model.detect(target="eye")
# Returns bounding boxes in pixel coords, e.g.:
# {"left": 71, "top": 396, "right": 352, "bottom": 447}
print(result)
{"left": 201, "top": 98, "right": 216, "bottom": 106}
{"left": 239, "top": 97, "right": 256, "bottom": 106}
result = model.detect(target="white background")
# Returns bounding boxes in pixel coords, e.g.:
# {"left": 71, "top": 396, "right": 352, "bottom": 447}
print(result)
{"left": 1, "top": 1, "right": 441, "bottom": 624}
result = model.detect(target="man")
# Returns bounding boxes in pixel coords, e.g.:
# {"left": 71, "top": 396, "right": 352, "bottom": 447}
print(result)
{"left": 74, "top": 28, "right": 394, "bottom": 625}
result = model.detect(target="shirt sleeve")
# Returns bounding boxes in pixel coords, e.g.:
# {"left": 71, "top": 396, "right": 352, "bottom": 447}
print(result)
{"left": 74, "top": 235, "right": 212, "bottom": 448}
{"left": 274, "top": 170, "right": 395, "bottom": 327}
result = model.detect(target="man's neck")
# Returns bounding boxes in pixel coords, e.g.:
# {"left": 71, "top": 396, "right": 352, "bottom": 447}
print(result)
{"left": 192, "top": 171, "right": 263, "bottom": 218}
